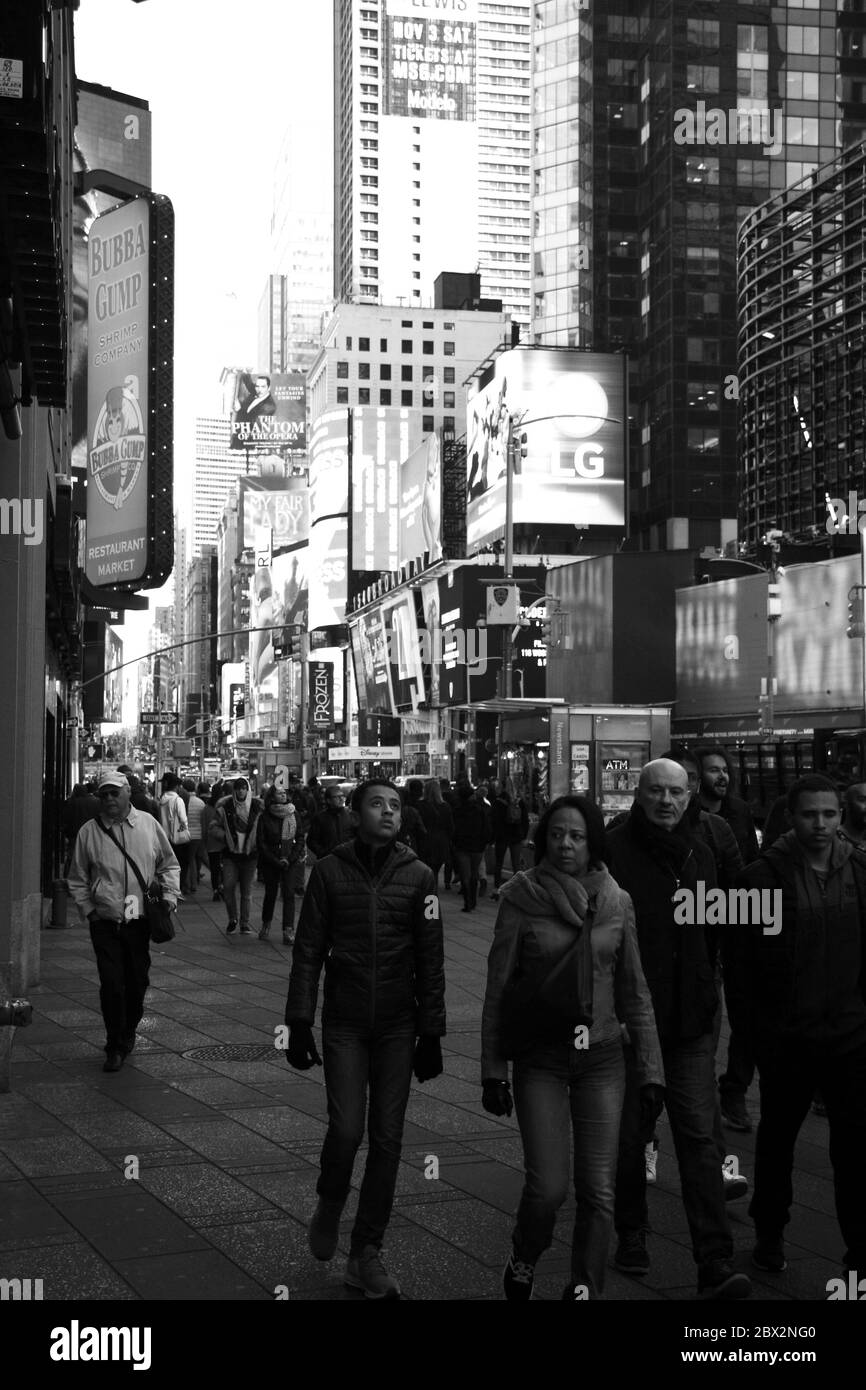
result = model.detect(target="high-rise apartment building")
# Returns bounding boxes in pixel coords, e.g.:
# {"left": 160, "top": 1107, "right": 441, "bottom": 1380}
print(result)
{"left": 192, "top": 415, "right": 245, "bottom": 557}
{"left": 531, "top": 1, "right": 866, "bottom": 552}
{"left": 333, "top": 0, "right": 531, "bottom": 327}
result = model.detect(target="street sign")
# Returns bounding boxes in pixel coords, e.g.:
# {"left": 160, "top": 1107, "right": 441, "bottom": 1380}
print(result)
{"left": 140, "top": 712, "right": 178, "bottom": 726}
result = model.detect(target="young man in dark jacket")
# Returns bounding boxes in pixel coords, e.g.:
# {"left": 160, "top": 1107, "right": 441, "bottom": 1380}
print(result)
{"left": 732, "top": 774, "right": 866, "bottom": 1279}
{"left": 284, "top": 778, "right": 446, "bottom": 1299}
{"left": 606, "top": 759, "right": 751, "bottom": 1301}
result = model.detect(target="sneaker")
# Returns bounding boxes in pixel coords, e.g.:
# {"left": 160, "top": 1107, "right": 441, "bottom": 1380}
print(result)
{"left": 308, "top": 1197, "right": 345, "bottom": 1261}
{"left": 503, "top": 1251, "right": 535, "bottom": 1301}
{"left": 698, "top": 1259, "right": 752, "bottom": 1300}
{"left": 752, "top": 1238, "right": 787, "bottom": 1273}
{"left": 720, "top": 1094, "right": 752, "bottom": 1132}
{"left": 723, "top": 1168, "right": 749, "bottom": 1202}
{"left": 645, "top": 1141, "right": 658, "bottom": 1184}
{"left": 344, "top": 1245, "right": 400, "bottom": 1299}
{"left": 240, "top": 925, "right": 252, "bottom": 934}
{"left": 226, "top": 919, "right": 238, "bottom": 934}
{"left": 614, "top": 1230, "right": 649, "bottom": 1276}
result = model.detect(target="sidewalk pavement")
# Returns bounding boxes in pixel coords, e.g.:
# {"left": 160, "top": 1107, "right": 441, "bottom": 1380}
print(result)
{"left": 0, "top": 873, "right": 847, "bottom": 1302}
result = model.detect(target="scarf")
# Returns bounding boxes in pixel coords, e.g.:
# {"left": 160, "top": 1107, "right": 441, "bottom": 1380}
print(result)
{"left": 627, "top": 803, "right": 698, "bottom": 882}
{"left": 269, "top": 801, "right": 296, "bottom": 848}
{"left": 503, "top": 858, "right": 616, "bottom": 927}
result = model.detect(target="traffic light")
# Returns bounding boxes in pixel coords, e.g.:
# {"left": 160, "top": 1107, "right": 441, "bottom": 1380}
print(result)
{"left": 847, "top": 590, "right": 864, "bottom": 639}
{"left": 519, "top": 430, "right": 528, "bottom": 461}
{"left": 289, "top": 626, "right": 302, "bottom": 660}
{"left": 234, "top": 697, "right": 245, "bottom": 718}
{"left": 273, "top": 626, "right": 287, "bottom": 660}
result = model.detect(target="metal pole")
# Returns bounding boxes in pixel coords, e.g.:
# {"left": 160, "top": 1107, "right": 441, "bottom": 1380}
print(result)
{"left": 497, "top": 417, "right": 516, "bottom": 783}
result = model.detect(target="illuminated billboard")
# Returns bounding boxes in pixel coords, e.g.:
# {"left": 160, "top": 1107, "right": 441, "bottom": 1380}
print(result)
{"left": 309, "top": 517, "right": 348, "bottom": 630}
{"left": 399, "top": 433, "right": 443, "bottom": 568}
{"left": 352, "top": 407, "right": 422, "bottom": 572}
{"left": 382, "top": 0, "right": 476, "bottom": 122}
{"left": 249, "top": 546, "right": 309, "bottom": 690}
{"left": 352, "top": 610, "right": 395, "bottom": 716}
{"left": 310, "top": 409, "right": 350, "bottom": 521}
{"left": 238, "top": 477, "right": 310, "bottom": 551}
{"left": 85, "top": 194, "right": 175, "bottom": 589}
{"left": 228, "top": 370, "right": 306, "bottom": 451}
{"left": 104, "top": 627, "right": 124, "bottom": 724}
{"left": 465, "top": 349, "right": 626, "bottom": 549}
{"left": 384, "top": 593, "right": 425, "bottom": 712}
{"left": 309, "top": 410, "right": 350, "bottom": 631}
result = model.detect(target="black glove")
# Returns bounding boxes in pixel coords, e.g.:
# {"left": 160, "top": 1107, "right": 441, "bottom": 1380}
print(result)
{"left": 286, "top": 1021, "right": 322, "bottom": 1070}
{"left": 413, "top": 1035, "right": 443, "bottom": 1083}
{"left": 482, "top": 1078, "right": 513, "bottom": 1117}
{"left": 639, "top": 1083, "right": 665, "bottom": 1138}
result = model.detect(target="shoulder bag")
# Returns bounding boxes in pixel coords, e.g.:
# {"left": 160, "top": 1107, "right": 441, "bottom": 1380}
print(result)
{"left": 498, "top": 914, "right": 594, "bottom": 1060}
{"left": 94, "top": 820, "right": 175, "bottom": 943}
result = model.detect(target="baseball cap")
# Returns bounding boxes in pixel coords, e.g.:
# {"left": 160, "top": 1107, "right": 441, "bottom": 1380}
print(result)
{"left": 98, "top": 771, "right": 128, "bottom": 791}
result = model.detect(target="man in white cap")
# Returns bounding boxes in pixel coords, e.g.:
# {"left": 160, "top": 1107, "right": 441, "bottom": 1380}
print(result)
{"left": 68, "top": 770, "right": 180, "bottom": 1072}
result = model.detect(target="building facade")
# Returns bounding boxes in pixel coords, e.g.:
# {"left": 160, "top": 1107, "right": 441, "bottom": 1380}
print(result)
{"left": 307, "top": 300, "right": 513, "bottom": 433}
{"left": 738, "top": 142, "right": 866, "bottom": 548}
{"left": 192, "top": 415, "right": 244, "bottom": 557}
{"left": 333, "top": 0, "right": 531, "bottom": 327}
{"left": 530, "top": 1, "right": 866, "bottom": 552}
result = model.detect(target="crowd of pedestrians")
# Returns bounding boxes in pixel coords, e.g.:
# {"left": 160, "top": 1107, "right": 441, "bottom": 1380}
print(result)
{"left": 59, "top": 752, "right": 863, "bottom": 1300}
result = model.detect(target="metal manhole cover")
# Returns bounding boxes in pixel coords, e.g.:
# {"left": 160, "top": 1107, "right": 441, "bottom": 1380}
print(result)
{"left": 183, "top": 1044, "right": 277, "bottom": 1062}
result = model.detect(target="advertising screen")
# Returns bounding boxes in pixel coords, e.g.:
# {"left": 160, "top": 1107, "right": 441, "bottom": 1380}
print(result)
{"left": 399, "top": 433, "right": 442, "bottom": 568}
{"left": 353, "top": 610, "right": 395, "bottom": 716}
{"left": 352, "top": 407, "right": 422, "bottom": 572}
{"left": 238, "top": 477, "right": 310, "bottom": 551}
{"left": 384, "top": 593, "right": 425, "bottom": 712}
{"left": 419, "top": 577, "right": 442, "bottom": 707}
{"left": 228, "top": 371, "right": 306, "bottom": 451}
{"left": 350, "top": 622, "right": 369, "bottom": 713}
{"left": 85, "top": 197, "right": 150, "bottom": 585}
{"left": 382, "top": 0, "right": 476, "bottom": 122}
{"left": 308, "top": 517, "right": 348, "bottom": 631}
{"left": 465, "top": 349, "right": 626, "bottom": 548}
{"left": 248, "top": 546, "right": 309, "bottom": 689}
{"left": 104, "top": 626, "right": 124, "bottom": 724}
{"left": 309, "top": 409, "right": 350, "bottom": 521}
{"left": 309, "top": 661, "right": 334, "bottom": 730}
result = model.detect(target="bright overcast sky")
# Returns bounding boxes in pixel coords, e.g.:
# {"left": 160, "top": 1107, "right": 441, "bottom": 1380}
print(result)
{"left": 73, "top": 0, "right": 333, "bottom": 718}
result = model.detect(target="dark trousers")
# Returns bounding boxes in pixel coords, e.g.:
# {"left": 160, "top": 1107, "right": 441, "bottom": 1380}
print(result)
{"left": 172, "top": 841, "right": 190, "bottom": 885}
{"left": 317, "top": 1018, "right": 416, "bottom": 1254}
{"left": 719, "top": 1031, "right": 756, "bottom": 1100}
{"left": 89, "top": 918, "right": 151, "bottom": 1053}
{"left": 261, "top": 865, "right": 296, "bottom": 934}
{"left": 494, "top": 839, "right": 522, "bottom": 888}
{"left": 208, "top": 850, "right": 222, "bottom": 891}
{"left": 616, "top": 1034, "right": 733, "bottom": 1270}
{"left": 750, "top": 1043, "right": 866, "bottom": 1270}
{"left": 453, "top": 849, "right": 483, "bottom": 909}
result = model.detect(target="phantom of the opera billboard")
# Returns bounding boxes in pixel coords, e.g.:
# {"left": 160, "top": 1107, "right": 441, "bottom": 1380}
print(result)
{"left": 465, "top": 349, "right": 627, "bottom": 549}
{"left": 381, "top": 0, "right": 476, "bottom": 121}
{"left": 85, "top": 193, "right": 174, "bottom": 589}
{"left": 228, "top": 370, "right": 306, "bottom": 451}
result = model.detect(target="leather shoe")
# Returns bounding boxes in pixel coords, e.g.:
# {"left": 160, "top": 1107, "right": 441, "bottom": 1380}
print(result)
{"left": 103, "top": 1050, "right": 124, "bottom": 1073}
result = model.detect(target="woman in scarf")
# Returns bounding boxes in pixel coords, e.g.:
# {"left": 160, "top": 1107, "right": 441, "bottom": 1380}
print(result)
{"left": 481, "top": 795, "right": 664, "bottom": 1301}
{"left": 215, "top": 776, "right": 264, "bottom": 934}
{"left": 256, "top": 785, "right": 303, "bottom": 944}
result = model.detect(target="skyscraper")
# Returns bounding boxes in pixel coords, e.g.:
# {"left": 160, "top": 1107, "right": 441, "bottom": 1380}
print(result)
{"left": 333, "top": 0, "right": 531, "bottom": 327}
{"left": 192, "top": 415, "right": 244, "bottom": 557}
{"left": 531, "top": 2, "right": 866, "bottom": 551}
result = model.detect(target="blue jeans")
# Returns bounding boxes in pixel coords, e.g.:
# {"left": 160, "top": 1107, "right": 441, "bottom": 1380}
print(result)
{"left": 221, "top": 855, "right": 256, "bottom": 928}
{"left": 615, "top": 1033, "right": 733, "bottom": 1270}
{"left": 512, "top": 1037, "right": 625, "bottom": 1298}
{"left": 318, "top": 1019, "right": 416, "bottom": 1255}
{"left": 452, "top": 849, "right": 483, "bottom": 908}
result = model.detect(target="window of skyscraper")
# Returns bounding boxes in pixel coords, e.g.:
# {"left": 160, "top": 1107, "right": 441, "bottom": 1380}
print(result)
{"left": 444, "top": 392, "right": 455, "bottom": 409}
{"left": 401, "top": 365, "right": 413, "bottom": 381}
{"left": 443, "top": 341, "right": 455, "bottom": 356}
{"left": 688, "top": 429, "right": 720, "bottom": 455}
{"left": 443, "top": 416, "right": 455, "bottom": 433}
{"left": 423, "top": 416, "right": 434, "bottom": 433}
{"left": 737, "top": 25, "right": 768, "bottom": 54}
{"left": 687, "top": 19, "right": 719, "bottom": 49}
{"left": 380, "top": 338, "right": 387, "bottom": 351}
{"left": 686, "top": 67, "right": 720, "bottom": 95}
{"left": 443, "top": 367, "right": 455, "bottom": 384}
{"left": 358, "top": 362, "right": 370, "bottom": 379}
{"left": 686, "top": 157, "right": 720, "bottom": 185}
{"left": 380, "top": 389, "right": 391, "bottom": 405}
{"left": 381, "top": 364, "right": 391, "bottom": 380}
{"left": 359, "top": 337, "right": 370, "bottom": 351}
{"left": 401, "top": 339, "right": 412, "bottom": 352}
{"left": 337, "top": 361, "right": 349, "bottom": 378}
{"left": 422, "top": 341, "right": 434, "bottom": 354}
{"left": 359, "top": 388, "right": 371, "bottom": 405}
{"left": 401, "top": 390, "right": 413, "bottom": 406}
{"left": 788, "top": 71, "right": 820, "bottom": 100}
{"left": 337, "top": 387, "right": 349, "bottom": 404}
{"left": 786, "top": 116, "right": 820, "bottom": 145}
{"left": 785, "top": 26, "right": 820, "bottom": 56}
{"left": 346, "top": 337, "right": 352, "bottom": 349}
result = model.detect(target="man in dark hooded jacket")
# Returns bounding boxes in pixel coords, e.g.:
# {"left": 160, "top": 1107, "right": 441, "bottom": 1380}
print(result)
{"left": 606, "top": 758, "right": 751, "bottom": 1301}
{"left": 732, "top": 774, "right": 866, "bottom": 1279}
{"left": 284, "top": 778, "right": 446, "bottom": 1300}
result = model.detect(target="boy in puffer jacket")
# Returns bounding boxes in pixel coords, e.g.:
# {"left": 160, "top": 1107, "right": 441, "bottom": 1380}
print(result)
{"left": 284, "top": 777, "right": 446, "bottom": 1299}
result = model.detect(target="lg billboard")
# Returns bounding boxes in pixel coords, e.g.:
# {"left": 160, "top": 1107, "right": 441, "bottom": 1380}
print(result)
{"left": 465, "top": 349, "right": 626, "bottom": 549}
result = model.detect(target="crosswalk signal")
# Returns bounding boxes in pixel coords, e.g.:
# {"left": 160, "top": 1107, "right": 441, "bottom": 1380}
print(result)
{"left": 847, "top": 589, "right": 864, "bottom": 639}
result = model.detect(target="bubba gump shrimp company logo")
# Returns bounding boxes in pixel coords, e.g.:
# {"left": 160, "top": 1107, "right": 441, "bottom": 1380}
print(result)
{"left": 89, "top": 376, "right": 146, "bottom": 511}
